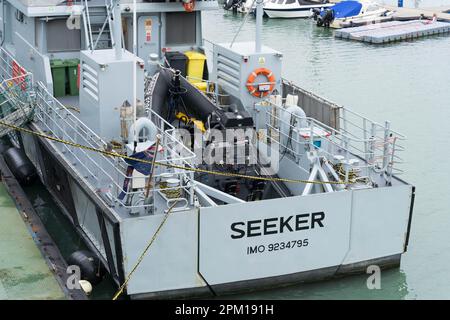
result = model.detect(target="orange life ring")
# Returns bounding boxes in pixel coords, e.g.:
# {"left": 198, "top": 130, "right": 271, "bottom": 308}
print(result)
{"left": 246, "top": 68, "right": 276, "bottom": 98}
{"left": 183, "top": 0, "right": 195, "bottom": 12}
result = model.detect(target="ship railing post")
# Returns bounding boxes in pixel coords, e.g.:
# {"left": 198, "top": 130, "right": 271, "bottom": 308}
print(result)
{"left": 163, "top": 130, "right": 169, "bottom": 161}
{"left": 111, "top": 155, "right": 117, "bottom": 201}
{"left": 309, "top": 119, "right": 314, "bottom": 154}
{"left": 369, "top": 123, "right": 377, "bottom": 181}
{"left": 383, "top": 121, "right": 391, "bottom": 183}
{"left": 386, "top": 135, "right": 397, "bottom": 185}
{"left": 383, "top": 121, "right": 395, "bottom": 184}
{"left": 341, "top": 108, "right": 347, "bottom": 148}
{"left": 363, "top": 117, "right": 368, "bottom": 162}
{"left": 189, "top": 171, "right": 195, "bottom": 206}
{"left": 51, "top": 97, "right": 57, "bottom": 135}
{"left": 344, "top": 136, "right": 350, "bottom": 184}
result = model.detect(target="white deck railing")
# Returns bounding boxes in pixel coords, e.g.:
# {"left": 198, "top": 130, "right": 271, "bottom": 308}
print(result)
{"left": 265, "top": 100, "right": 406, "bottom": 185}
{"left": 0, "top": 48, "right": 34, "bottom": 138}
{"left": 33, "top": 81, "right": 196, "bottom": 216}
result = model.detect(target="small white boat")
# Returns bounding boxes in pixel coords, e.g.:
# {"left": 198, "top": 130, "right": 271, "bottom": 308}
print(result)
{"left": 316, "top": 1, "right": 393, "bottom": 28}
{"left": 264, "top": 0, "right": 333, "bottom": 19}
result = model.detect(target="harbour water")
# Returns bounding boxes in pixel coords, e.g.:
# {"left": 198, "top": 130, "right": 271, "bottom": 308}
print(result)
{"left": 0, "top": 183, "right": 64, "bottom": 299}
{"left": 2, "top": 0, "right": 450, "bottom": 299}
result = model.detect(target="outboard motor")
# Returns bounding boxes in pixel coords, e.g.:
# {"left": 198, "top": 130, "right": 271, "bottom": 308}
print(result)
{"left": 318, "top": 9, "right": 334, "bottom": 27}
{"left": 168, "top": 70, "right": 188, "bottom": 123}
{"left": 311, "top": 8, "right": 321, "bottom": 21}
{"left": 223, "top": 0, "right": 239, "bottom": 10}
{"left": 3, "top": 147, "right": 37, "bottom": 185}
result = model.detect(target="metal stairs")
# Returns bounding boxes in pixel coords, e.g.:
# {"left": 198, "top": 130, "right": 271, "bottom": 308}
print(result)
{"left": 81, "top": 0, "right": 119, "bottom": 51}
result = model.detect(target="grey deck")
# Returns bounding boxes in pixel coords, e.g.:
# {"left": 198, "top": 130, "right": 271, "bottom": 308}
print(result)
{"left": 335, "top": 20, "right": 450, "bottom": 44}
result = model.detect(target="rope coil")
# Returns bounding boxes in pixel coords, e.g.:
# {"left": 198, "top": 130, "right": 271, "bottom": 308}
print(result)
{"left": 159, "top": 181, "right": 183, "bottom": 199}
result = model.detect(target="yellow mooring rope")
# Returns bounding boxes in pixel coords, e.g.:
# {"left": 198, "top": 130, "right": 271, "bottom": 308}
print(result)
{"left": 0, "top": 120, "right": 348, "bottom": 186}
{"left": 0, "top": 120, "right": 350, "bottom": 299}
{"left": 112, "top": 200, "right": 179, "bottom": 300}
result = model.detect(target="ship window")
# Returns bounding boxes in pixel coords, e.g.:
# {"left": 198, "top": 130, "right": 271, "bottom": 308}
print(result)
{"left": 277, "top": 0, "right": 284, "bottom": 4}
{"left": 165, "top": 12, "right": 196, "bottom": 46}
{"left": 286, "top": 0, "right": 295, "bottom": 3}
{"left": 46, "top": 19, "right": 81, "bottom": 52}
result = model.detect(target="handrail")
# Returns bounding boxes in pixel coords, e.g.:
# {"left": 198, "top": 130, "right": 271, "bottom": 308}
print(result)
{"left": 33, "top": 81, "right": 196, "bottom": 214}
{"left": 0, "top": 48, "right": 35, "bottom": 138}
{"left": 265, "top": 100, "right": 406, "bottom": 183}
{"left": 83, "top": 0, "right": 94, "bottom": 50}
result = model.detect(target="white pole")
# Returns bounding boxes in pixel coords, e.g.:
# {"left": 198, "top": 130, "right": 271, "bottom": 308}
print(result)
{"left": 255, "top": 0, "right": 263, "bottom": 53}
{"left": 132, "top": 0, "right": 137, "bottom": 148}
{"left": 113, "top": 2, "right": 123, "bottom": 59}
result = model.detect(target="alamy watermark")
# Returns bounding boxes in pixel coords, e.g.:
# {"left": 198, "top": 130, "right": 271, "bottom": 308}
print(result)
{"left": 171, "top": 127, "right": 282, "bottom": 174}
{"left": 66, "top": 265, "right": 81, "bottom": 290}
{"left": 366, "top": 265, "right": 381, "bottom": 290}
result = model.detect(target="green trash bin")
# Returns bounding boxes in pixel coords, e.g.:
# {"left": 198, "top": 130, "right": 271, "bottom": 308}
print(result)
{"left": 65, "top": 59, "right": 80, "bottom": 96}
{"left": 50, "top": 59, "right": 66, "bottom": 97}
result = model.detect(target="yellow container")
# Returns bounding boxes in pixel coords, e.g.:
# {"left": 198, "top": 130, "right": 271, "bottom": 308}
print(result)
{"left": 192, "top": 82, "right": 208, "bottom": 92}
{"left": 184, "top": 51, "right": 206, "bottom": 82}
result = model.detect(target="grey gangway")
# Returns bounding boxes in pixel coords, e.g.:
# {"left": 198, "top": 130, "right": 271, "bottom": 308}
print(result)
{"left": 335, "top": 20, "right": 450, "bottom": 44}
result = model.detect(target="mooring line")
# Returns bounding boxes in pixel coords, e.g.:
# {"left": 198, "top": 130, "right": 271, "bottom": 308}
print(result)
{"left": 0, "top": 120, "right": 348, "bottom": 186}
{"left": 111, "top": 200, "right": 178, "bottom": 300}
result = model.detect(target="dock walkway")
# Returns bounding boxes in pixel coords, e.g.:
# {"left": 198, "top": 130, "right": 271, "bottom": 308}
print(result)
{"left": 335, "top": 20, "right": 450, "bottom": 43}
{"left": 0, "top": 183, "right": 65, "bottom": 299}
{"left": 386, "top": 5, "right": 450, "bottom": 22}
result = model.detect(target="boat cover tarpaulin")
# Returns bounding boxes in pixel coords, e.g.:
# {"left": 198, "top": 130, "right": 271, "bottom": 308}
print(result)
{"left": 118, "top": 144, "right": 157, "bottom": 200}
{"left": 321, "top": 1, "right": 362, "bottom": 18}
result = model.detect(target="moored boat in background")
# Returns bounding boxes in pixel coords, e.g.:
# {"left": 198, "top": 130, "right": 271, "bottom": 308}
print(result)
{"left": 315, "top": 0, "right": 392, "bottom": 28}
{"left": 264, "top": 0, "right": 332, "bottom": 18}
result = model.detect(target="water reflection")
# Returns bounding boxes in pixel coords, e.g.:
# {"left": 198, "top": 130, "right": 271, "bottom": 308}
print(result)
{"left": 219, "top": 268, "right": 410, "bottom": 300}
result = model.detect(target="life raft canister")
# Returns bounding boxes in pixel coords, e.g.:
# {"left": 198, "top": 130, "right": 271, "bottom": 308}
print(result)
{"left": 182, "top": 0, "right": 195, "bottom": 12}
{"left": 246, "top": 68, "right": 276, "bottom": 98}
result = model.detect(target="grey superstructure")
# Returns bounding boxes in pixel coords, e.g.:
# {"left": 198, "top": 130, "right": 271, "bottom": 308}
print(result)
{"left": 0, "top": 0, "right": 414, "bottom": 299}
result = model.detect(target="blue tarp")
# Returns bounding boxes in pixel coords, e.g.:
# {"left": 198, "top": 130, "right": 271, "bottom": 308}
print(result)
{"left": 118, "top": 144, "right": 157, "bottom": 201}
{"left": 125, "top": 148, "right": 156, "bottom": 175}
{"left": 320, "top": 1, "right": 362, "bottom": 19}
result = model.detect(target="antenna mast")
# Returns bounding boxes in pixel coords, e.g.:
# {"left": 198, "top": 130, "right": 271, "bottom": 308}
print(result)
{"left": 132, "top": 0, "right": 138, "bottom": 149}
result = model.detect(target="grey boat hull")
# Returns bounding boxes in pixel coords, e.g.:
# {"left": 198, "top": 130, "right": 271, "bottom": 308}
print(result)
{"left": 19, "top": 123, "right": 414, "bottom": 299}
{"left": 131, "top": 254, "right": 401, "bottom": 299}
